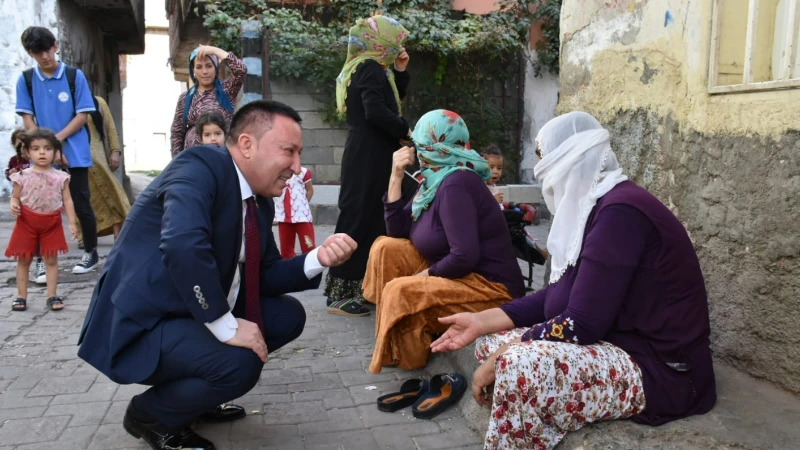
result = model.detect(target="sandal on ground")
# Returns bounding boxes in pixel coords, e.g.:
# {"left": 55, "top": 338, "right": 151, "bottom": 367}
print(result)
{"left": 46, "top": 296, "right": 64, "bottom": 311}
{"left": 412, "top": 373, "right": 467, "bottom": 420}
{"left": 326, "top": 298, "right": 370, "bottom": 317}
{"left": 377, "top": 378, "right": 429, "bottom": 413}
{"left": 11, "top": 298, "right": 27, "bottom": 311}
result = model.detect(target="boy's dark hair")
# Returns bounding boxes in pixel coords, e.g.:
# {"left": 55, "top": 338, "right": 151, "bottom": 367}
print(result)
{"left": 20, "top": 27, "right": 57, "bottom": 54}
{"left": 23, "top": 128, "right": 63, "bottom": 161}
{"left": 479, "top": 143, "right": 503, "bottom": 158}
{"left": 195, "top": 111, "right": 228, "bottom": 139}
{"left": 228, "top": 100, "right": 302, "bottom": 144}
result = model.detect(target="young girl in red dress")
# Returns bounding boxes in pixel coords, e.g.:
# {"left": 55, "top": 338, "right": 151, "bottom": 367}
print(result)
{"left": 6, "top": 128, "right": 78, "bottom": 311}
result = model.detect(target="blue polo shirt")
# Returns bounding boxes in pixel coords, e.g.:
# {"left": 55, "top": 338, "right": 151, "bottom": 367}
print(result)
{"left": 15, "top": 62, "right": 95, "bottom": 168}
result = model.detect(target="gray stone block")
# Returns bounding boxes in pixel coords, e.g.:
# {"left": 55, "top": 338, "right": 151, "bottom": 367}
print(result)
{"left": 301, "top": 147, "right": 335, "bottom": 165}
{"left": 49, "top": 382, "right": 118, "bottom": 405}
{"left": 313, "top": 165, "right": 342, "bottom": 183}
{"left": 101, "top": 401, "right": 128, "bottom": 424}
{"left": 260, "top": 400, "right": 328, "bottom": 425}
{"left": 0, "top": 406, "right": 47, "bottom": 423}
{"left": 314, "top": 205, "right": 340, "bottom": 226}
{"left": 0, "top": 416, "right": 71, "bottom": 446}
{"left": 303, "top": 429, "right": 379, "bottom": 449}
{"left": 304, "top": 129, "right": 348, "bottom": 148}
{"left": 299, "top": 111, "right": 327, "bottom": 130}
{"left": 87, "top": 423, "right": 147, "bottom": 450}
{"left": 287, "top": 373, "right": 344, "bottom": 392}
{"left": 0, "top": 389, "right": 53, "bottom": 409}
{"left": 15, "top": 424, "right": 99, "bottom": 450}
{"left": 333, "top": 147, "right": 345, "bottom": 164}
{"left": 293, "top": 388, "right": 355, "bottom": 410}
{"left": 411, "top": 417, "right": 482, "bottom": 449}
{"left": 297, "top": 406, "right": 365, "bottom": 434}
{"left": 28, "top": 374, "right": 97, "bottom": 397}
{"left": 273, "top": 93, "right": 317, "bottom": 111}
{"left": 339, "top": 369, "right": 396, "bottom": 388}
{"left": 258, "top": 367, "right": 313, "bottom": 386}
{"left": 44, "top": 401, "right": 111, "bottom": 426}
{"left": 371, "top": 422, "right": 442, "bottom": 450}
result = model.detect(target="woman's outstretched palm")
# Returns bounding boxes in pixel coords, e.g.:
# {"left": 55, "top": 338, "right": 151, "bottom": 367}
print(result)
{"left": 430, "top": 313, "right": 483, "bottom": 353}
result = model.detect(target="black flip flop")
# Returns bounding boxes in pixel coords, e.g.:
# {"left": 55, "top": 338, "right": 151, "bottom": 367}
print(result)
{"left": 377, "top": 378, "right": 429, "bottom": 412}
{"left": 412, "top": 373, "right": 467, "bottom": 419}
{"left": 11, "top": 298, "right": 27, "bottom": 311}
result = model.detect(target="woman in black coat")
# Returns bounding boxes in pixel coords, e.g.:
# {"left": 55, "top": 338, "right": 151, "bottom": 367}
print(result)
{"left": 325, "top": 15, "right": 414, "bottom": 316}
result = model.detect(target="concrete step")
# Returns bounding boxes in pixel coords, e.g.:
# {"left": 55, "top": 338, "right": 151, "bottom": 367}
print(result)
{"left": 424, "top": 346, "right": 800, "bottom": 450}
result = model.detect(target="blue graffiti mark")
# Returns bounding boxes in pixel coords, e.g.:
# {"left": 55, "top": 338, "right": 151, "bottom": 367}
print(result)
{"left": 664, "top": 11, "right": 674, "bottom": 27}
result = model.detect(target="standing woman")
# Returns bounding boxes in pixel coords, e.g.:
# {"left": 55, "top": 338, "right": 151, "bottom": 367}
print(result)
{"left": 169, "top": 45, "right": 246, "bottom": 156}
{"left": 325, "top": 15, "right": 412, "bottom": 317}
{"left": 83, "top": 96, "right": 130, "bottom": 240}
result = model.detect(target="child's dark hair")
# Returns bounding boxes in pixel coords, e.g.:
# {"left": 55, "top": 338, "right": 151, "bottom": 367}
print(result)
{"left": 21, "top": 27, "right": 57, "bottom": 54}
{"left": 479, "top": 143, "right": 503, "bottom": 159}
{"left": 24, "top": 128, "right": 63, "bottom": 161}
{"left": 195, "top": 111, "right": 228, "bottom": 138}
{"left": 11, "top": 129, "right": 28, "bottom": 152}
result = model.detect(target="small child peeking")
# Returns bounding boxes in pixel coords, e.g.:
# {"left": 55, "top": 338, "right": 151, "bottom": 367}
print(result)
{"left": 480, "top": 144, "right": 505, "bottom": 207}
{"left": 6, "top": 128, "right": 78, "bottom": 312}
{"left": 195, "top": 111, "right": 227, "bottom": 147}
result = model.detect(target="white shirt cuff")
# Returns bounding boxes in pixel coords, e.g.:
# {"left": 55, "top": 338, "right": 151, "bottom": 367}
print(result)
{"left": 205, "top": 312, "right": 238, "bottom": 342}
{"left": 303, "top": 247, "right": 325, "bottom": 279}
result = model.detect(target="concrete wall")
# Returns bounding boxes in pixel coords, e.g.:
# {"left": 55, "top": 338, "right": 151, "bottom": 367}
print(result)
{"left": 122, "top": 0, "right": 185, "bottom": 171}
{"left": 559, "top": 0, "right": 800, "bottom": 393}
{"left": 270, "top": 80, "right": 347, "bottom": 184}
{"left": 520, "top": 49, "right": 559, "bottom": 184}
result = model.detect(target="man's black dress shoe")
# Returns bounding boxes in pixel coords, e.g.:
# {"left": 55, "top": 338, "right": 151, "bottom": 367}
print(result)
{"left": 198, "top": 403, "right": 246, "bottom": 423}
{"left": 123, "top": 401, "right": 215, "bottom": 450}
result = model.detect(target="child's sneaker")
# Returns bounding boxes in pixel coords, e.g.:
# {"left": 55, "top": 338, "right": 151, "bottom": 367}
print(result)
{"left": 34, "top": 257, "right": 46, "bottom": 284}
{"left": 72, "top": 250, "right": 99, "bottom": 274}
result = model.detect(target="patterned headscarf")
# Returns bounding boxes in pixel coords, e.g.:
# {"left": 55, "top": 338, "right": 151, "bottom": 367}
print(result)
{"left": 188, "top": 48, "right": 234, "bottom": 114}
{"left": 336, "top": 16, "right": 409, "bottom": 116}
{"left": 410, "top": 110, "right": 492, "bottom": 220}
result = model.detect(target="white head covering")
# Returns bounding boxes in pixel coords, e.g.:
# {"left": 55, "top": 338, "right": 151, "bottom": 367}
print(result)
{"left": 533, "top": 112, "right": 628, "bottom": 284}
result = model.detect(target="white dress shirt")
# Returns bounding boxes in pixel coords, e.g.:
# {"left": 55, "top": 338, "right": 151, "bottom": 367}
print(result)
{"left": 205, "top": 163, "right": 325, "bottom": 342}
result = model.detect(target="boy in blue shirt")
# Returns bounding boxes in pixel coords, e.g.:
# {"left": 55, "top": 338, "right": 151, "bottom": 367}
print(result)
{"left": 15, "top": 26, "right": 99, "bottom": 273}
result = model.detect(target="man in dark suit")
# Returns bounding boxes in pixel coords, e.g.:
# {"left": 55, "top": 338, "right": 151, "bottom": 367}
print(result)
{"left": 78, "top": 101, "right": 357, "bottom": 450}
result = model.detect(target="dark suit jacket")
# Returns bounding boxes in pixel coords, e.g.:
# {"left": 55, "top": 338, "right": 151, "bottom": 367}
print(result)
{"left": 77, "top": 146, "right": 320, "bottom": 384}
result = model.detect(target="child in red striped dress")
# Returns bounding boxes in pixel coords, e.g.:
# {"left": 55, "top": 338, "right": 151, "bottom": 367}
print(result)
{"left": 274, "top": 167, "right": 316, "bottom": 259}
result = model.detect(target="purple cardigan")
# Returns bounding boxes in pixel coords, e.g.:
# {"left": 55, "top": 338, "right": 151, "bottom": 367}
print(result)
{"left": 500, "top": 181, "right": 716, "bottom": 425}
{"left": 384, "top": 170, "right": 525, "bottom": 299}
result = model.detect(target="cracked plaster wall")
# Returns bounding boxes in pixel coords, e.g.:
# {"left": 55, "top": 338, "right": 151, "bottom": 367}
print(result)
{"left": 559, "top": 0, "right": 800, "bottom": 392}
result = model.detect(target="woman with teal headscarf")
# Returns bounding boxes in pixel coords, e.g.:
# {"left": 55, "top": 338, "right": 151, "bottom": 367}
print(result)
{"left": 361, "top": 109, "right": 525, "bottom": 374}
{"left": 324, "top": 15, "right": 416, "bottom": 317}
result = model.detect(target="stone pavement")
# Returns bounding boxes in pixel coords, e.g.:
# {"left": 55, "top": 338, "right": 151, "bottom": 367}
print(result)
{"left": 0, "top": 221, "right": 496, "bottom": 450}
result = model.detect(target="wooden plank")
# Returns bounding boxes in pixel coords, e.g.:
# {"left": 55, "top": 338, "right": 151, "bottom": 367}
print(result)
{"left": 743, "top": 0, "right": 760, "bottom": 84}
{"left": 708, "top": 77, "right": 800, "bottom": 94}
{"left": 708, "top": 0, "right": 723, "bottom": 90}
{"left": 782, "top": 0, "right": 799, "bottom": 79}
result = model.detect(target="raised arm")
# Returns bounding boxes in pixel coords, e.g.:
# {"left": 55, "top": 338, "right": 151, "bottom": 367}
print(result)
{"left": 521, "top": 204, "right": 653, "bottom": 345}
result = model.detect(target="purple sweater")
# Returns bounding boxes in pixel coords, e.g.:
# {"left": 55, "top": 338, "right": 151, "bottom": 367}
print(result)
{"left": 384, "top": 170, "right": 525, "bottom": 299}
{"left": 500, "top": 181, "right": 716, "bottom": 425}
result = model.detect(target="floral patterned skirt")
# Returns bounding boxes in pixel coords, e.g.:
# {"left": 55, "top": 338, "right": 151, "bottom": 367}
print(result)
{"left": 476, "top": 328, "right": 646, "bottom": 450}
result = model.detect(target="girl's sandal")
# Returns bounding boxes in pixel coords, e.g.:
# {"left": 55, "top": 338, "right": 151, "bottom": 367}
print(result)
{"left": 11, "top": 298, "right": 27, "bottom": 311}
{"left": 46, "top": 296, "right": 64, "bottom": 311}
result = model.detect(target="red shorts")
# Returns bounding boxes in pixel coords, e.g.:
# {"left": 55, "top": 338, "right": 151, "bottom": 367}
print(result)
{"left": 5, "top": 206, "right": 68, "bottom": 260}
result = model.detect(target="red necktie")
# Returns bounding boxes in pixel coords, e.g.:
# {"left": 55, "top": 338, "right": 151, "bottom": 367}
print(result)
{"left": 244, "top": 197, "right": 264, "bottom": 334}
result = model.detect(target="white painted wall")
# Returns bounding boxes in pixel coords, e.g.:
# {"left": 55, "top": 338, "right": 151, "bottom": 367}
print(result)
{"left": 121, "top": 0, "right": 183, "bottom": 171}
{"left": 0, "top": 0, "right": 59, "bottom": 194}
{"left": 519, "top": 49, "right": 559, "bottom": 185}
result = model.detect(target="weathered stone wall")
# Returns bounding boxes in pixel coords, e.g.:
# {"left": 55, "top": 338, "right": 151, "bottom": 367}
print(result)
{"left": 0, "top": 0, "right": 59, "bottom": 195}
{"left": 559, "top": 0, "right": 800, "bottom": 392}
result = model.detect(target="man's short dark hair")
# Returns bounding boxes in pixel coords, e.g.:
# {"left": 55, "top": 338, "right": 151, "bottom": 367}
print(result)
{"left": 21, "top": 27, "right": 57, "bottom": 53}
{"left": 228, "top": 100, "right": 302, "bottom": 144}
{"left": 480, "top": 143, "right": 503, "bottom": 158}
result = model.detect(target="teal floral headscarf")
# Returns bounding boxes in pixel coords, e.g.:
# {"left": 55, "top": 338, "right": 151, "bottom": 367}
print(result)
{"left": 410, "top": 109, "right": 492, "bottom": 220}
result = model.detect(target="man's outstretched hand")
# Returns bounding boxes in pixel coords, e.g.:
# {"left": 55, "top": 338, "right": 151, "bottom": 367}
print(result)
{"left": 317, "top": 233, "right": 357, "bottom": 267}
{"left": 226, "top": 318, "right": 268, "bottom": 363}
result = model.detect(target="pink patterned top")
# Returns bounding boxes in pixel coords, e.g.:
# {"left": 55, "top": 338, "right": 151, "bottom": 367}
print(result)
{"left": 10, "top": 168, "right": 70, "bottom": 213}
{"left": 170, "top": 54, "right": 247, "bottom": 156}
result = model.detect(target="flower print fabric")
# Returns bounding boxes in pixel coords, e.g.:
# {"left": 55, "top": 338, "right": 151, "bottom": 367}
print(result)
{"left": 475, "top": 328, "right": 646, "bottom": 450}
{"left": 9, "top": 168, "right": 70, "bottom": 213}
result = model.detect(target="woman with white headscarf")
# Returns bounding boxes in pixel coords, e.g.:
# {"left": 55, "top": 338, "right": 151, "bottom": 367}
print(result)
{"left": 429, "top": 112, "right": 716, "bottom": 449}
